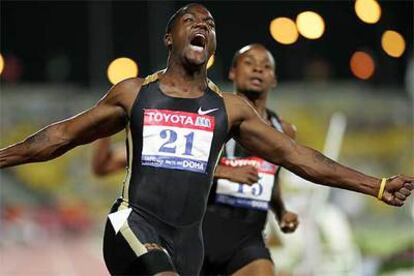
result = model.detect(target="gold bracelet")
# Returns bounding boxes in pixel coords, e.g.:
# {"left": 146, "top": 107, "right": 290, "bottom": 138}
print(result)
{"left": 377, "top": 178, "right": 387, "bottom": 200}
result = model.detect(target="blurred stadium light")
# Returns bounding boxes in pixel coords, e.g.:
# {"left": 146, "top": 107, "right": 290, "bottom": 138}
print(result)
{"left": 0, "top": 53, "right": 4, "bottom": 75}
{"left": 269, "top": 17, "right": 299, "bottom": 45}
{"left": 296, "top": 11, "right": 325, "bottom": 40}
{"left": 106, "top": 57, "right": 138, "bottom": 85}
{"left": 350, "top": 51, "right": 375, "bottom": 80}
{"left": 354, "top": 0, "right": 381, "bottom": 24}
{"left": 207, "top": 54, "right": 215, "bottom": 70}
{"left": 381, "top": 30, "right": 406, "bottom": 58}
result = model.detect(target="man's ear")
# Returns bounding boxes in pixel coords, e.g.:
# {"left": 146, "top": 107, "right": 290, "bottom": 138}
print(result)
{"left": 228, "top": 67, "right": 235, "bottom": 81}
{"left": 164, "top": 33, "right": 173, "bottom": 48}
{"left": 271, "top": 77, "right": 277, "bottom": 88}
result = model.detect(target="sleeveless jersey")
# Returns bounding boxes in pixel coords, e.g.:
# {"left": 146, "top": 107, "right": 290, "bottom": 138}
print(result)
{"left": 121, "top": 72, "right": 229, "bottom": 226}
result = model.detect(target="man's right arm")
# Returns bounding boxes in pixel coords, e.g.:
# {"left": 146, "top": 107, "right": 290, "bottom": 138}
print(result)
{"left": 214, "top": 165, "right": 259, "bottom": 185}
{"left": 0, "top": 78, "right": 142, "bottom": 168}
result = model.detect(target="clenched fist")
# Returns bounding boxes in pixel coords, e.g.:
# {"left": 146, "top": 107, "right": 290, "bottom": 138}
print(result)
{"left": 278, "top": 210, "right": 299, "bottom": 233}
{"left": 381, "top": 175, "right": 414, "bottom": 207}
{"left": 216, "top": 165, "right": 260, "bottom": 185}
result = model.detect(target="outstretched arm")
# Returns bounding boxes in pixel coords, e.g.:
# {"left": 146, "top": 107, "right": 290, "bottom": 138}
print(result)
{"left": 92, "top": 138, "right": 127, "bottom": 176}
{"left": 225, "top": 94, "right": 413, "bottom": 206}
{"left": 0, "top": 78, "right": 142, "bottom": 168}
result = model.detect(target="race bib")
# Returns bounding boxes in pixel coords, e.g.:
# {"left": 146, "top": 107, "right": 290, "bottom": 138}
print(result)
{"left": 141, "top": 109, "right": 215, "bottom": 173}
{"left": 216, "top": 157, "right": 278, "bottom": 211}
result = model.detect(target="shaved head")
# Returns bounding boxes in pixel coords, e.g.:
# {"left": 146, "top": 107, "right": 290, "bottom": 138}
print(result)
{"left": 165, "top": 3, "right": 209, "bottom": 33}
{"left": 231, "top": 44, "right": 276, "bottom": 70}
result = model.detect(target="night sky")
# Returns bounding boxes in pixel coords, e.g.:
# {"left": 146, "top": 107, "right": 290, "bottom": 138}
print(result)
{"left": 1, "top": 1, "right": 413, "bottom": 87}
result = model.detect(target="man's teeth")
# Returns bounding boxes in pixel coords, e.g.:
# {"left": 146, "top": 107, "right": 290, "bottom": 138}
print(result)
{"left": 251, "top": 78, "right": 262, "bottom": 84}
{"left": 190, "top": 45, "right": 204, "bottom": 52}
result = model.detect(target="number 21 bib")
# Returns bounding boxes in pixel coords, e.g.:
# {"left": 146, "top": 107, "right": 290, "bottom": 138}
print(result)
{"left": 141, "top": 109, "right": 215, "bottom": 173}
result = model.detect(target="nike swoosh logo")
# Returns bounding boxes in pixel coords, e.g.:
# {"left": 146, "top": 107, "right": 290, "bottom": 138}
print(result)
{"left": 197, "top": 107, "right": 219, "bottom": 115}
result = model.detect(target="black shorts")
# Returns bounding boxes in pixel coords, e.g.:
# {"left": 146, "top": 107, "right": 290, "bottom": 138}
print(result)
{"left": 201, "top": 234, "right": 272, "bottom": 275}
{"left": 103, "top": 199, "right": 204, "bottom": 275}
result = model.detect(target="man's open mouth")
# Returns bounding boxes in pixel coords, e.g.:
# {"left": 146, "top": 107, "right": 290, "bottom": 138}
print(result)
{"left": 190, "top": 33, "right": 206, "bottom": 52}
{"left": 250, "top": 77, "right": 263, "bottom": 85}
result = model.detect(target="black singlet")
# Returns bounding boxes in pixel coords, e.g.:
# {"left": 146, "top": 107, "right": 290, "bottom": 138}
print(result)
{"left": 103, "top": 72, "right": 229, "bottom": 275}
{"left": 123, "top": 72, "right": 229, "bottom": 225}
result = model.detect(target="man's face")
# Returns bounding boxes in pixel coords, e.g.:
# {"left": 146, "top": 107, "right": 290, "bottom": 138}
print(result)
{"left": 166, "top": 5, "right": 216, "bottom": 67}
{"left": 229, "top": 46, "right": 276, "bottom": 94}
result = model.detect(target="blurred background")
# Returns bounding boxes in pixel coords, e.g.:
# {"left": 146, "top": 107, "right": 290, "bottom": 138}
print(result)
{"left": 0, "top": 0, "right": 413, "bottom": 275}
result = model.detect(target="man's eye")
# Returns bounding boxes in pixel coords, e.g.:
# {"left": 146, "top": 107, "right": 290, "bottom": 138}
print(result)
{"left": 184, "top": 17, "right": 194, "bottom": 22}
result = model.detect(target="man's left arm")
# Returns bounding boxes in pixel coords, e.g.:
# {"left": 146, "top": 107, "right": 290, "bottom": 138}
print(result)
{"left": 270, "top": 177, "right": 299, "bottom": 233}
{"left": 226, "top": 95, "right": 413, "bottom": 207}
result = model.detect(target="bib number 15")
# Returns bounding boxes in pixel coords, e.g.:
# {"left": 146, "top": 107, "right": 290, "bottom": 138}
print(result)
{"left": 237, "top": 182, "right": 264, "bottom": 197}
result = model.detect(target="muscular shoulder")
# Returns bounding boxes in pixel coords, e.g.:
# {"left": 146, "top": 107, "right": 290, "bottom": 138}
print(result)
{"left": 106, "top": 78, "right": 144, "bottom": 102}
{"left": 100, "top": 77, "right": 145, "bottom": 115}
{"left": 280, "top": 119, "right": 297, "bottom": 140}
{"left": 223, "top": 93, "right": 258, "bottom": 127}
{"left": 223, "top": 93, "right": 256, "bottom": 114}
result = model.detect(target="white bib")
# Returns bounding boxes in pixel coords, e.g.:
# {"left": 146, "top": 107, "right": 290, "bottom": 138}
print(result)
{"left": 141, "top": 109, "right": 215, "bottom": 173}
{"left": 216, "top": 157, "right": 278, "bottom": 211}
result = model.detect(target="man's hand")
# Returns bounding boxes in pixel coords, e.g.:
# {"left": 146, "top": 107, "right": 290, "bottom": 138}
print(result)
{"left": 215, "top": 165, "right": 259, "bottom": 185}
{"left": 278, "top": 211, "right": 299, "bottom": 233}
{"left": 382, "top": 175, "right": 414, "bottom": 206}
